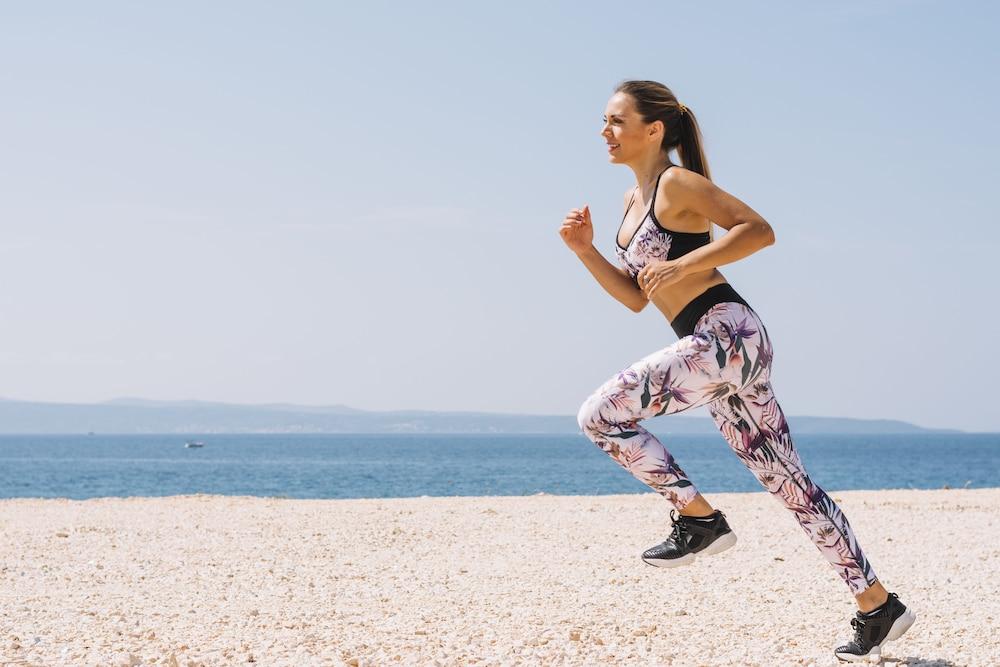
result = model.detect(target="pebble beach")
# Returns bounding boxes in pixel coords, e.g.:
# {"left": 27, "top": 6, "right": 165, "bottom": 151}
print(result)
{"left": 1, "top": 488, "right": 997, "bottom": 666}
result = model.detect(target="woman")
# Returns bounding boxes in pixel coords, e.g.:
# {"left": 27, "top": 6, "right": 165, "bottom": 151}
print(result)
{"left": 559, "top": 80, "right": 915, "bottom": 662}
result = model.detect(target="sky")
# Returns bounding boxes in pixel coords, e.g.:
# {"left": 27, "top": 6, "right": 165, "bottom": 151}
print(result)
{"left": 1, "top": 1, "right": 998, "bottom": 431}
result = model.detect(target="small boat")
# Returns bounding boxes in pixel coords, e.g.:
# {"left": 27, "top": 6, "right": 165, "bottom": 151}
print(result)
{"left": 184, "top": 440, "right": 205, "bottom": 448}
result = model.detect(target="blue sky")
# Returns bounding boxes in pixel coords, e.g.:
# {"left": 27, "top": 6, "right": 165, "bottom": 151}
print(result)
{"left": 1, "top": 1, "right": 997, "bottom": 431}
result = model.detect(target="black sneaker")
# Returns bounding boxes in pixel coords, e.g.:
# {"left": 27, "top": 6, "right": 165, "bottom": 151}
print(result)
{"left": 834, "top": 592, "right": 916, "bottom": 662}
{"left": 641, "top": 509, "right": 737, "bottom": 568}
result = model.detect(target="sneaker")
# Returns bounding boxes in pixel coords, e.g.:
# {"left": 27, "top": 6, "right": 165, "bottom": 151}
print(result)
{"left": 641, "top": 509, "right": 737, "bottom": 568}
{"left": 834, "top": 592, "right": 917, "bottom": 662}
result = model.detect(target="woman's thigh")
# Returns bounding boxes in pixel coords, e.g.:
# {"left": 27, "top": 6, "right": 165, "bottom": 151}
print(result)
{"left": 578, "top": 333, "right": 729, "bottom": 432}
{"left": 578, "top": 301, "right": 774, "bottom": 430}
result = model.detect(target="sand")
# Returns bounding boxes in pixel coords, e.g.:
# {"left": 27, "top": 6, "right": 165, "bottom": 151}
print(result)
{"left": 0, "top": 488, "right": 997, "bottom": 667}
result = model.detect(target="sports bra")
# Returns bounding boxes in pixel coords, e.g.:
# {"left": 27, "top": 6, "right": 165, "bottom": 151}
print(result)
{"left": 614, "top": 164, "right": 711, "bottom": 283}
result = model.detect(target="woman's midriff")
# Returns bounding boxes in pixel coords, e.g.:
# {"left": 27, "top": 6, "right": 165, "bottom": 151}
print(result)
{"left": 648, "top": 267, "right": 728, "bottom": 323}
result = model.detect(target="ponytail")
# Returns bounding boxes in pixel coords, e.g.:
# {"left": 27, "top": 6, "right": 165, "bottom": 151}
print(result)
{"left": 676, "top": 108, "right": 711, "bottom": 181}
{"left": 676, "top": 108, "right": 713, "bottom": 241}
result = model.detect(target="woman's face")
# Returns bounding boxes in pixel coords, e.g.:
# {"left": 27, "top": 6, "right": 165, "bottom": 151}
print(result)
{"left": 601, "top": 92, "right": 660, "bottom": 163}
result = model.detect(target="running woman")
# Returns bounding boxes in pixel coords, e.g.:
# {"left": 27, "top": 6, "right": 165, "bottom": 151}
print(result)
{"left": 558, "top": 80, "right": 915, "bottom": 662}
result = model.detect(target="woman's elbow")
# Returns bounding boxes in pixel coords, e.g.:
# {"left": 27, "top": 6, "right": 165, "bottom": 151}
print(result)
{"left": 759, "top": 220, "right": 776, "bottom": 246}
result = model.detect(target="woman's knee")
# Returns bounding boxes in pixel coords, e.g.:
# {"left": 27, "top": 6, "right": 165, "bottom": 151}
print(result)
{"left": 576, "top": 407, "right": 587, "bottom": 433}
{"left": 576, "top": 395, "right": 600, "bottom": 433}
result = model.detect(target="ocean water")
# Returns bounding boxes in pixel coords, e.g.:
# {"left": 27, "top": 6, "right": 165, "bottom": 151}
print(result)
{"left": 0, "top": 433, "right": 997, "bottom": 500}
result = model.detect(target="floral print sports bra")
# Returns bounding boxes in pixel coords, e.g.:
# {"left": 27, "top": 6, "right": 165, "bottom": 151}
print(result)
{"left": 614, "top": 164, "right": 711, "bottom": 283}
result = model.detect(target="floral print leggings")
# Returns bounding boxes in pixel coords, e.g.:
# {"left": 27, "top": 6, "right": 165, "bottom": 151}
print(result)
{"left": 576, "top": 301, "right": 878, "bottom": 596}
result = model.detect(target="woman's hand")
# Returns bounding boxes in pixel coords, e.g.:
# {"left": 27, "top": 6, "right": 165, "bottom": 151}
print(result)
{"left": 558, "top": 205, "right": 593, "bottom": 255}
{"left": 637, "top": 259, "right": 689, "bottom": 299}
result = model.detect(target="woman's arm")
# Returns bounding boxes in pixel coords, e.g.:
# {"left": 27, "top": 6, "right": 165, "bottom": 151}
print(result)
{"left": 575, "top": 245, "right": 648, "bottom": 313}
{"left": 560, "top": 193, "right": 649, "bottom": 313}
{"left": 665, "top": 170, "right": 775, "bottom": 274}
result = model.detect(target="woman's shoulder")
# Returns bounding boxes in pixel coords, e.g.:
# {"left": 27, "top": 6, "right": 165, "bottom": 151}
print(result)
{"left": 659, "top": 164, "right": 712, "bottom": 201}
{"left": 661, "top": 163, "right": 701, "bottom": 184}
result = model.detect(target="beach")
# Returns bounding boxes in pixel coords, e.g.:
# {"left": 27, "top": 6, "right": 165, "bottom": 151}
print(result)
{"left": 1, "top": 489, "right": 997, "bottom": 666}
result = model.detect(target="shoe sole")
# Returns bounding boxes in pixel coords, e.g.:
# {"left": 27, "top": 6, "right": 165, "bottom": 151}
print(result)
{"left": 641, "top": 530, "right": 737, "bottom": 568}
{"left": 834, "top": 607, "right": 917, "bottom": 663}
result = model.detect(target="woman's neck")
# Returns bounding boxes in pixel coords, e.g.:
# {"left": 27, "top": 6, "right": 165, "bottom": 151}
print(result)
{"left": 629, "top": 154, "right": 674, "bottom": 198}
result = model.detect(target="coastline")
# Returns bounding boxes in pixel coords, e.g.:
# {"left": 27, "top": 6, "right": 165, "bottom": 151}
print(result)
{"left": 1, "top": 489, "right": 997, "bottom": 666}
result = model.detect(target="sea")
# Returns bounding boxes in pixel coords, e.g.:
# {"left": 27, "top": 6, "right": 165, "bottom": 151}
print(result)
{"left": 1, "top": 433, "right": 998, "bottom": 500}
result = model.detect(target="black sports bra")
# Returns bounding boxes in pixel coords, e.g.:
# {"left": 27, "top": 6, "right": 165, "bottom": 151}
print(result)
{"left": 614, "top": 164, "right": 711, "bottom": 281}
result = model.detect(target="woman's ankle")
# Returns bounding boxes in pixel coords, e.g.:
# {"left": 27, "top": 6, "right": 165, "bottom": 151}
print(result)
{"left": 855, "top": 581, "right": 889, "bottom": 613}
{"left": 678, "top": 495, "right": 715, "bottom": 518}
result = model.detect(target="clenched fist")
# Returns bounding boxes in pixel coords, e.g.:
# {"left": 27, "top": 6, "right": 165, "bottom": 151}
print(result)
{"left": 558, "top": 205, "right": 593, "bottom": 255}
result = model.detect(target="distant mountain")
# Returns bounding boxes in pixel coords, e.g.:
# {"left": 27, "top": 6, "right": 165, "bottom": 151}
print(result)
{"left": 0, "top": 396, "right": 963, "bottom": 435}
{"left": 101, "top": 397, "right": 367, "bottom": 414}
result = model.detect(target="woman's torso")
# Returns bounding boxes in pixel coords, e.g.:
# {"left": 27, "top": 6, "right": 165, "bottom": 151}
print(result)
{"left": 615, "top": 164, "right": 728, "bottom": 322}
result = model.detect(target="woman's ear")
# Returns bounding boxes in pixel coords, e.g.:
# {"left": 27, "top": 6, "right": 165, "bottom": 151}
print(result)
{"left": 648, "top": 120, "right": 663, "bottom": 140}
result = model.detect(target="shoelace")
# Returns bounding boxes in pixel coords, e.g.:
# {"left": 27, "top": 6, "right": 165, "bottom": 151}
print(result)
{"left": 668, "top": 509, "right": 690, "bottom": 544}
{"left": 849, "top": 616, "right": 867, "bottom": 646}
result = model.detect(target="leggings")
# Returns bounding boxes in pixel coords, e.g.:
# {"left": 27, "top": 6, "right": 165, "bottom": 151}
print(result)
{"left": 576, "top": 301, "right": 878, "bottom": 596}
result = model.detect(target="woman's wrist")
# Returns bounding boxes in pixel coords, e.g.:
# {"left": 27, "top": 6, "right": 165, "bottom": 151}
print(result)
{"left": 675, "top": 254, "right": 699, "bottom": 276}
